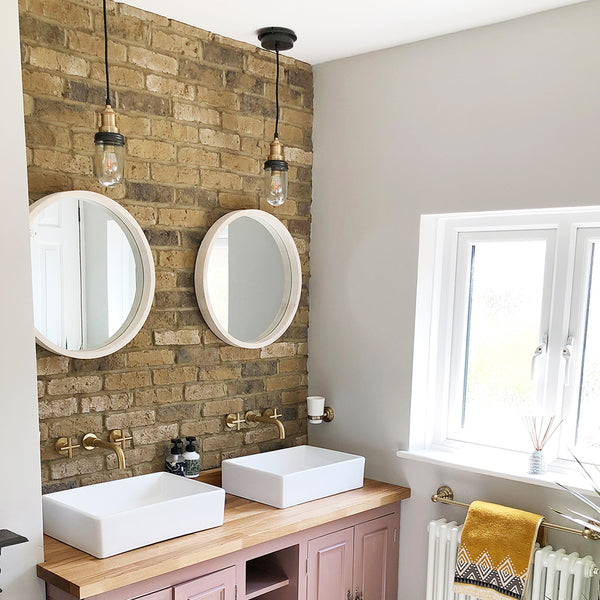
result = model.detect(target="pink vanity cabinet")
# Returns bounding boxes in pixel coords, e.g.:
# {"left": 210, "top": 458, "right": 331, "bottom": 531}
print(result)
{"left": 39, "top": 479, "right": 410, "bottom": 600}
{"left": 307, "top": 513, "right": 398, "bottom": 600}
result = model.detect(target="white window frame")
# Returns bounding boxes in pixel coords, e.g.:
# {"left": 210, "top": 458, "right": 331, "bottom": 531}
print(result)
{"left": 410, "top": 206, "right": 600, "bottom": 466}
{"left": 445, "top": 229, "right": 556, "bottom": 450}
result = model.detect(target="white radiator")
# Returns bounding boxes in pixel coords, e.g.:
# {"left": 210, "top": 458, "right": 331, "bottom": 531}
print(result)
{"left": 426, "top": 518, "right": 600, "bottom": 600}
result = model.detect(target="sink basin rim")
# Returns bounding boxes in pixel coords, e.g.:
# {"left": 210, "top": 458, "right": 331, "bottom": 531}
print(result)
{"left": 43, "top": 473, "right": 216, "bottom": 520}
{"left": 222, "top": 445, "right": 364, "bottom": 477}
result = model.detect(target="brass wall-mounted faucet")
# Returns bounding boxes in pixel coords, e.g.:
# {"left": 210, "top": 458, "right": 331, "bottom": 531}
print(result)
{"left": 82, "top": 430, "right": 129, "bottom": 469}
{"left": 245, "top": 409, "right": 285, "bottom": 440}
{"left": 226, "top": 408, "right": 286, "bottom": 440}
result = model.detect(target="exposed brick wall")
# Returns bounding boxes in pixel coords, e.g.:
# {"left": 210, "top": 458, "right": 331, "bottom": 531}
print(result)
{"left": 19, "top": 0, "right": 312, "bottom": 492}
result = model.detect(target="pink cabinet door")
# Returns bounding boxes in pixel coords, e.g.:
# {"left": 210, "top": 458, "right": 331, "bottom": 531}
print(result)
{"left": 307, "top": 528, "right": 354, "bottom": 600}
{"left": 353, "top": 515, "right": 398, "bottom": 600}
{"left": 173, "top": 566, "right": 236, "bottom": 600}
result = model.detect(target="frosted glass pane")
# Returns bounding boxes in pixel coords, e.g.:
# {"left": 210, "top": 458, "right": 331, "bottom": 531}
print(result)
{"left": 455, "top": 240, "right": 546, "bottom": 449}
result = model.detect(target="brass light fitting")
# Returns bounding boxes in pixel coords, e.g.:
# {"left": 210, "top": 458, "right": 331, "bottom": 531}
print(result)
{"left": 98, "top": 104, "right": 119, "bottom": 133}
{"left": 94, "top": 0, "right": 125, "bottom": 187}
{"left": 267, "top": 137, "right": 285, "bottom": 162}
{"left": 257, "top": 26, "right": 297, "bottom": 207}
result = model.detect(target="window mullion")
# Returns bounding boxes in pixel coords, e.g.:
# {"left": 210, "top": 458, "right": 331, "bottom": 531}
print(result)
{"left": 537, "top": 221, "right": 573, "bottom": 460}
{"left": 559, "top": 227, "right": 600, "bottom": 459}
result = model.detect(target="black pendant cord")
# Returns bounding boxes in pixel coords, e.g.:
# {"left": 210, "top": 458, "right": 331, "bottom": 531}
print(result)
{"left": 102, "top": 0, "right": 111, "bottom": 106}
{"left": 274, "top": 46, "right": 280, "bottom": 139}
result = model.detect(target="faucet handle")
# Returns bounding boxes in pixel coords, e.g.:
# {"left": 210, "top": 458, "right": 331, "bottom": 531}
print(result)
{"left": 264, "top": 408, "right": 281, "bottom": 420}
{"left": 108, "top": 429, "right": 132, "bottom": 449}
{"left": 226, "top": 413, "right": 246, "bottom": 430}
{"left": 55, "top": 437, "right": 80, "bottom": 459}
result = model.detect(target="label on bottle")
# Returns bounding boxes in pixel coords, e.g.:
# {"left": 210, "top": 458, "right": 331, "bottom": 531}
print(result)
{"left": 166, "top": 460, "right": 185, "bottom": 477}
{"left": 184, "top": 458, "right": 199, "bottom": 478}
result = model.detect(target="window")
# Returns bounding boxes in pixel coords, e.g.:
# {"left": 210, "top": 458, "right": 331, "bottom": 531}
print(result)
{"left": 411, "top": 207, "right": 600, "bottom": 462}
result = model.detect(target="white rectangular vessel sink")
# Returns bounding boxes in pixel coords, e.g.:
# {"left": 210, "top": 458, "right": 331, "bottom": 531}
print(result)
{"left": 221, "top": 445, "right": 365, "bottom": 508}
{"left": 42, "top": 472, "right": 225, "bottom": 558}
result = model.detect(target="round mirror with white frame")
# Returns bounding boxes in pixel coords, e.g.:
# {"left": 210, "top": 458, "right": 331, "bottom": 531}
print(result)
{"left": 29, "top": 190, "right": 155, "bottom": 359}
{"left": 195, "top": 209, "right": 302, "bottom": 349}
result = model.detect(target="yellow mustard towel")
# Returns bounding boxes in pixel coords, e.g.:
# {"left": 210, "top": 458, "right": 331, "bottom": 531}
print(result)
{"left": 453, "top": 501, "right": 544, "bottom": 600}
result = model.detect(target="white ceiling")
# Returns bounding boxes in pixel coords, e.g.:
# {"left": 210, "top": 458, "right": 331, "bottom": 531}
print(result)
{"left": 117, "top": 0, "right": 586, "bottom": 65}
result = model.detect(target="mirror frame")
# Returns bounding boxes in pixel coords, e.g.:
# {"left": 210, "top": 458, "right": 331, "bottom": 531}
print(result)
{"left": 194, "top": 209, "right": 302, "bottom": 349}
{"left": 29, "top": 190, "right": 155, "bottom": 359}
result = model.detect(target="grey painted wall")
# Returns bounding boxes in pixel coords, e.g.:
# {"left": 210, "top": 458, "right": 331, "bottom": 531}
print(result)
{"left": 0, "top": 0, "right": 44, "bottom": 596}
{"left": 309, "top": 2, "right": 600, "bottom": 597}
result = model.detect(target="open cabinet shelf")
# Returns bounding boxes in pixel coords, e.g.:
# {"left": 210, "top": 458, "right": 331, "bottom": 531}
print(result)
{"left": 245, "top": 546, "right": 297, "bottom": 600}
{"left": 245, "top": 565, "right": 290, "bottom": 599}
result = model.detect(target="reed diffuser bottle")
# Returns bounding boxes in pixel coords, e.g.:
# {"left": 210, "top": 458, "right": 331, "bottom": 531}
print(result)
{"left": 523, "top": 415, "right": 562, "bottom": 475}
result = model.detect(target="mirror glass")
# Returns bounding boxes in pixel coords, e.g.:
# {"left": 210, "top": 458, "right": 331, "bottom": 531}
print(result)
{"left": 195, "top": 210, "right": 301, "bottom": 348}
{"left": 30, "top": 191, "right": 155, "bottom": 358}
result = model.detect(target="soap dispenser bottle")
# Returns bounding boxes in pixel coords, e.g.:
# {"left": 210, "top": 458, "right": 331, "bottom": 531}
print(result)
{"left": 166, "top": 438, "right": 185, "bottom": 477}
{"left": 182, "top": 438, "right": 200, "bottom": 478}
{"left": 186, "top": 436, "right": 199, "bottom": 453}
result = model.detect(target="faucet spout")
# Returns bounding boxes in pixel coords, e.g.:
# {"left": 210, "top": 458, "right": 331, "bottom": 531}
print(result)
{"left": 270, "top": 416, "right": 286, "bottom": 440}
{"left": 245, "top": 409, "right": 286, "bottom": 440}
{"left": 83, "top": 433, "right": 126, "bottom": 469}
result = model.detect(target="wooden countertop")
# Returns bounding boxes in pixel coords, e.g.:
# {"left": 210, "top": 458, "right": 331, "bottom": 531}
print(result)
{"left": 38, "top": 478, "right": 410, "bottom": 599}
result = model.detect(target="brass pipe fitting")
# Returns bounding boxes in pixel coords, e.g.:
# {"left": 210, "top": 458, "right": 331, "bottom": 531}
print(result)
{"left": 245, "top": 408, "right": 285, "bottom": 440}
{"left": 83, "top": 433, "right": 126, "bottom": 469}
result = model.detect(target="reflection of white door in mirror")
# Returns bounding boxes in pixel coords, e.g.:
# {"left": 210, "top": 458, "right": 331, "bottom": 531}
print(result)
{"left": 31, "top": 198, "right": 82, "bottom": 350}
{"left": 30, "top": 191, "right": 155, "bottom": 359}
{"left": 195, "top": 209, "right": 301, "bottom": 349}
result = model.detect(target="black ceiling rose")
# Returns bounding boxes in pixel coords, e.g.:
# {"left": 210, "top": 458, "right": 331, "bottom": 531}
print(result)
{"left": 257, "top": 27, "right": 297, "bottom": 51}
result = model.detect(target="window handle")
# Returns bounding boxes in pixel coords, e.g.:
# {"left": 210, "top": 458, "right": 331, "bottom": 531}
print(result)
{"left": 531, "top": 334, "right": 548, "bottom": 380}
{"left": 562, "top": 336, "right": 574, "bottom": 385}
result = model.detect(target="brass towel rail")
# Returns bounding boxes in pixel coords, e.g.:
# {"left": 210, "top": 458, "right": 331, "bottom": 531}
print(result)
{"left": 432, "top": 485, "right": 600, "bottom": 541}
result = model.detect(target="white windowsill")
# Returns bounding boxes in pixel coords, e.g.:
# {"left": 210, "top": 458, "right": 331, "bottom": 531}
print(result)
{"left": 396, "top": 447, "right": 595, "bottom": 495}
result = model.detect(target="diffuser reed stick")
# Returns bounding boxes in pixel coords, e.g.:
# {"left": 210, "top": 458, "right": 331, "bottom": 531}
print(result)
{"left": 523, "top": 415, "right": 563, "bottom": 451}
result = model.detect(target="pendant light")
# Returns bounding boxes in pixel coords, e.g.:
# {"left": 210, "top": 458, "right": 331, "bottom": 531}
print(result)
{"left": 94, "top": 0, "right": 125, "bottom": 188}
{"left": 257, "top": 27, "right": 297, "bottom": 207}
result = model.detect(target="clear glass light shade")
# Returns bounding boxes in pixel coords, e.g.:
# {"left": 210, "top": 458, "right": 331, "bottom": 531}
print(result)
{"left": 265, "top": 167, "right": 288, "bottom": 207}
{"left": 95, "top": 141, "right": 124, "bottom": 188}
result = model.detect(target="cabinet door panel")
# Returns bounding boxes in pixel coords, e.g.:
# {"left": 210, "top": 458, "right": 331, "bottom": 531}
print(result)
{"left": 307, "top": 528, "right": 353, "bottom": 600}
{"left": 173, "top": 566, "right": 236, "bottom": 600}
{"left": 353, "top": 515, "right": 398, "bottom": 600}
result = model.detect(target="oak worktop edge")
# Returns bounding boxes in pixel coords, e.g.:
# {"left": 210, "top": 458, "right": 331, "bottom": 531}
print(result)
{"left": 38, "top": 478, "right": 410, "bottom": 598}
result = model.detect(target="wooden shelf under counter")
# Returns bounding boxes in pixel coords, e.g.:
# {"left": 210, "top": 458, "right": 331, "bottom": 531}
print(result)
{"left": 38, "top": 478, "right": 410, "bottom": 600}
